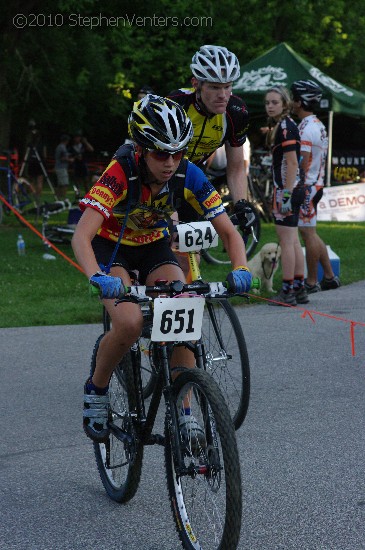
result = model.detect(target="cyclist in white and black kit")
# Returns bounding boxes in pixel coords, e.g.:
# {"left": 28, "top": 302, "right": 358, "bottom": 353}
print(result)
{"left": 291, "top": 80, "right": 341, "bottom": 293}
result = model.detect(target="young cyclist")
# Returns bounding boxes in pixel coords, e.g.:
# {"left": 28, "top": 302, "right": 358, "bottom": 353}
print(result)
{"left": 168, "top": 44, "right": 255, "bottom": 231}
{"left": 291, "top": 80, "right": 340, "bottom": 292}
{"left": 71, "top": 95, "right": 252, "bottom": 443}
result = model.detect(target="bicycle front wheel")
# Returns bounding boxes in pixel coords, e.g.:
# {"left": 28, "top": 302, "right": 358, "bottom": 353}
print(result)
{"left": 201, "top": 299, "right": 250, "bottom": 430}
{"left": 165, "top": 369, "right": 242, "bottom": 550}
{"left": 92, "top": 335, "right": 144, "bottom": 503}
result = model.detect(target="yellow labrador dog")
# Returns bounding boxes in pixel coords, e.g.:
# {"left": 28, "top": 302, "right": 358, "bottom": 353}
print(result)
{"left": 248, "top": 243, "right": 281, "bottom": 293}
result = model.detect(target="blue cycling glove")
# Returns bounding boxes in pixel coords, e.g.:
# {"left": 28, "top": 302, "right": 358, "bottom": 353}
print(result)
{"left": 89, "top": 272, "right": 124, "bottom": 299}
{"left": 226, "top": 267, "right": 252, "bottom": 294}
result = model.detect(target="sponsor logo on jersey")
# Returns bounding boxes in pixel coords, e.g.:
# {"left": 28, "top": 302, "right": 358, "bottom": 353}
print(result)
{"left": 98, "top": 173, "right": 125, "bottom": 196}
{"left": 203, "top": 192, "right": 220, "bottom": 209}
{"left": 89, "top": 185, "right": 115, "bottom": 207}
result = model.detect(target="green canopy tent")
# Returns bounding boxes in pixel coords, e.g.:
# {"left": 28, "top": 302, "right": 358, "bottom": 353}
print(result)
{"left": 233, "top": 42, "right": 365, "bottom": 185}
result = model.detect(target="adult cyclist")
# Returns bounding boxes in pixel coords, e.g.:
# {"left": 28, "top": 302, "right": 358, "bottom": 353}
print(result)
{"left": 291, "top": 80, "right": 341, "bottom": 292}
{"left": 71, "top": 95, "right": 252, "bottom": 444}
{"left": 168, "top": 44, "right": 256, "bottom": 232}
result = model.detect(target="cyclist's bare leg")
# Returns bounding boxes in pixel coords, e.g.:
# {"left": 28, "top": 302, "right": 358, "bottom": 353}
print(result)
{"left": 300, "top": 226, "right": 334, "bottom": 284}
{"left": 92, "top": 266, "right": 143, "bottom": 388}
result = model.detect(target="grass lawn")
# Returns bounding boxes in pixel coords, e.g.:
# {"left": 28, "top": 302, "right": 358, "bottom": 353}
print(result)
{"left": 1, "top": 201, "right": 364, "bottom": 328}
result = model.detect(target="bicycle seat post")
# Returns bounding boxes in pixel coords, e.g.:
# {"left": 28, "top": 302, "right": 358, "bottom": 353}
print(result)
{"left": 187, "top": 251, "right": 201, "bottom": 283}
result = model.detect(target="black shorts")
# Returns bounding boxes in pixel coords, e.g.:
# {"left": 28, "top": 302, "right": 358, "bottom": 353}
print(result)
{"left": 273, "top": 186, "right": 305, "bottom": 228}
{"left": 91, "top": 235, "right": 179, "bottom": 283}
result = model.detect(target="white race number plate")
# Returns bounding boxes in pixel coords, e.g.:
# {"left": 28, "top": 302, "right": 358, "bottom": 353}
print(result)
{"left": 151, "top": 297, "right": 205, "bottom": 342}
{"left": 177, "top": 222, "right": 218, "bottom": 252}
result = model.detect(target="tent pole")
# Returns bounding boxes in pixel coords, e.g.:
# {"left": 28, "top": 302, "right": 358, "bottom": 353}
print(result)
{"left": 326, "top": 110, "right": 334, "bottom": 186}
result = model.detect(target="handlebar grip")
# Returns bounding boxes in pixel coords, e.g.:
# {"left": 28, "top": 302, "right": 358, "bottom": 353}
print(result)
{"left": 89, "top": 280, "right": 128, "bottom": 298}
{"left": 89, "top": 283, "right": 100, "bottom": 296}
{"left": 251, "top": 277, "right": 261, "bottom": 290}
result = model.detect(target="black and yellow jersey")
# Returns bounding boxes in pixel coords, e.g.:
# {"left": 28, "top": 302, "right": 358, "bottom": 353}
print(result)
{"left": 168, "top": 88, "right": 249, "bottom": 166}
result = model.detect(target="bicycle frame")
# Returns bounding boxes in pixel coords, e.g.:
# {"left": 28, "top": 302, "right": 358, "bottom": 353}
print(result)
{"left": 104, "top": 277, "right": 233, "bottom": 474}
{"left": 108, "top": 312, "right": 216, "bottom": 477}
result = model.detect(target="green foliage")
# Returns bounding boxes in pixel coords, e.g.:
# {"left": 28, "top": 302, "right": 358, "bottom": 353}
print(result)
{"left": 1, "top": 0, "right": 365, "bottom": 152}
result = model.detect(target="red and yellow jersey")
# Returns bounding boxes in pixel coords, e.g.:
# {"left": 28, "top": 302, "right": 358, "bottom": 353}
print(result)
{"left": 80, "top": 154, "right": 225, "bottom": 246}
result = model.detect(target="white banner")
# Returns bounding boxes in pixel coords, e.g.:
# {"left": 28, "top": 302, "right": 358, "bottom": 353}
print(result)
{"left": 317, "top": 183, "right": 365, "bottom": 222}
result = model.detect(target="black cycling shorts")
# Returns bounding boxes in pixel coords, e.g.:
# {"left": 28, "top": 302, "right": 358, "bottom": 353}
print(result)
{"left": 91, "top": 235, "right": 179, "bottom": 283}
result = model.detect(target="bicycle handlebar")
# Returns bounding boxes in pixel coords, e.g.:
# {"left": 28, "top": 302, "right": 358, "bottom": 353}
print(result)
{"left": 90, "top": 277, "right": 261, "bottom": 301}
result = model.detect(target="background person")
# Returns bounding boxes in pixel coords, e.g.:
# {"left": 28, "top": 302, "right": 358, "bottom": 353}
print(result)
{"left": 206, "top": 137, "right": 251, "bottom": 177}
{"left": 69, "top": 130, "right": 94, "bottom": 194}
{"left": 71, "top": 96, "right": 252, "bottom": 443}
{"left": 24, "top": 119, "right": 47, "bottom": 205}
{"left": 291, "top": 80, "right": 341, "bottom": 293}
{"left": 264, "top": 86, "right": 307, "bottom": 306}
{"left": 54, "top": 134, "right": 73, "bottom": 199}
{"left": 137, "top": 85, "right": 155, "bottom": 100}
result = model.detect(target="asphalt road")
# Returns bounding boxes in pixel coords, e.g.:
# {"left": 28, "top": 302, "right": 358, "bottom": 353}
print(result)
{"left": 1, "top": 281, "right": 365, "bottom": 550}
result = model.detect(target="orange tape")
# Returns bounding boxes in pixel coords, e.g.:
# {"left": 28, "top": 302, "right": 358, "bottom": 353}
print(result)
{"left": 0, "top": 194, "right": 84, "bottom": 274}
{"left": 248, "top": 293, "right": 365, "bottom": 357}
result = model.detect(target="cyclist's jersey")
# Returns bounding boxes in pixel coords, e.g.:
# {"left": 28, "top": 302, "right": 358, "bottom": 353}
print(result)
{"left": 168, "top": 88, "right": 249, "bottom": 166}
{"left": 79, "top": 149, "right": 225, "bottom": 246}
{"left": 298, "top": 114, "right": 328, "bottom": 187}
{"left": 271, "top": 116, "right": 301, "bottom": 189}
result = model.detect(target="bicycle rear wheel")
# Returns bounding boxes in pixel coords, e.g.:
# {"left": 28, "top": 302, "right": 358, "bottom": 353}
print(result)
{"left": 201, "top": 299, "right": 250, "bottom": 430}
{"left": 92, "top": 335, "right": 144, "bottom": 503}
{"left": 165, "top": 369, "right": 242, "bottom": 549}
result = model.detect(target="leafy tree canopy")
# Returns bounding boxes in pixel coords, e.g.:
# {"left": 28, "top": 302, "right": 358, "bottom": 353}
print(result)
{"left": 1, "top": 0, "right": 364, "bottom": 154}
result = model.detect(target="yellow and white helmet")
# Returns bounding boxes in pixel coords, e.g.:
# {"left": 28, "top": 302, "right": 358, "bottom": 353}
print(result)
{"left": 128, "top": 95, "right": 193, "bottom": 152}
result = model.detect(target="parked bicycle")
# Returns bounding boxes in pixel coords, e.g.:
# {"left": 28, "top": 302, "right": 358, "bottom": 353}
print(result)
{"left": 0, "top": 150, "right": 36, "bottom": 222}
{"left": 103, "top": 221, "right": 259, "bottom": 430}
{"left": 249, "top": 149, "right": 273, "bottom": 222}
{"left": 40, "top": 199, "right": 82, "bottom": 245}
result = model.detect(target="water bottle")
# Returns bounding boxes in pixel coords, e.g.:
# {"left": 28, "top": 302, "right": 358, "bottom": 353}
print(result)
{"left": 17, "top": 234, "right": 26, "bottom": 256}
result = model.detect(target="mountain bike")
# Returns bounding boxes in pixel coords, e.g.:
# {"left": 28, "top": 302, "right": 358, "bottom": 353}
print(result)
{"left": 201, "top": 170, "right": 261, "bottom": 265}
{"left": 248, "top": 149, "right": 273, "bottom": 223}
{"left": 91, "top": 274, "right": 245, "bottom": 549}
{"left": 103, "top": 221, "right": 260, "bottom": 430}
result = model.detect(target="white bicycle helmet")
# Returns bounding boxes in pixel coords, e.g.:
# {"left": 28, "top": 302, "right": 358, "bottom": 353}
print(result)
{"left": 128, "top": 95, "right": 193, "bottom": 152}
{"left": 190, "top": 45, "right": 240, "bottom": 83}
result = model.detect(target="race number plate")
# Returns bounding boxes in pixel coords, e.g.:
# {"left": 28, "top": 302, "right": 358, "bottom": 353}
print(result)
{"left": 151, "top": 297, "right": 205, "bottom": 342}
{"left": 177, "top": 222, "right": 218, "bottom": 252}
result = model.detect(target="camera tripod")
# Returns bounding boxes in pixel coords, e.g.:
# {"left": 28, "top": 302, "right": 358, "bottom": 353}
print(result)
{"left": 19, "top": 146, "right": 57, "bottom": 198}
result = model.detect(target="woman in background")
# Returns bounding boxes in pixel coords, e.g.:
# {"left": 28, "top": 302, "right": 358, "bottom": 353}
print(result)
{"left": 264, "top": 86, "right": 307, "bottom": 306}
